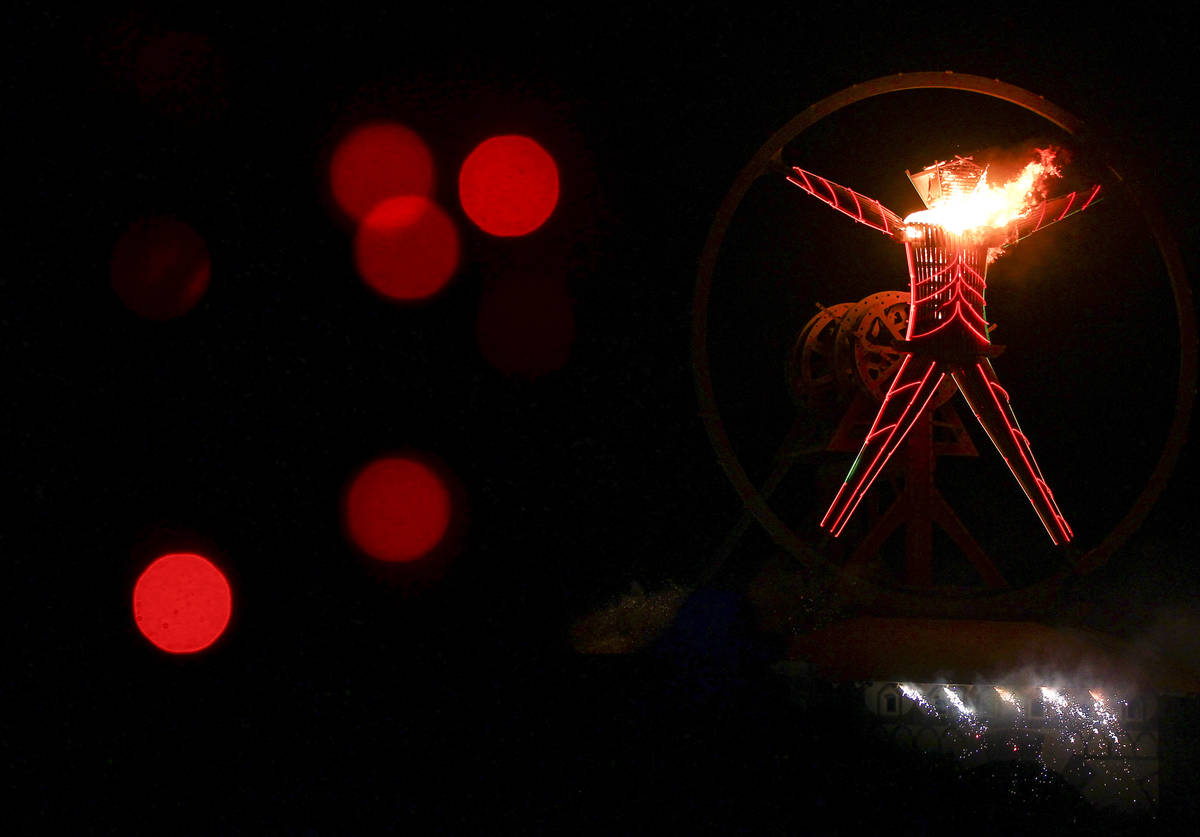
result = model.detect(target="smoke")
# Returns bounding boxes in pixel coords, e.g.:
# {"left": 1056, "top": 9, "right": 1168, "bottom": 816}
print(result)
{"left": 745, "top": 552, "right": 842, "bottom": 636}
{"left": 968, "top": 139, "right": 1069, "bottom": 198}
{"left": 1128, "top": 603, "right": 1200, "bottom": 693}
{"left": 569, "top": 581, "right": 690, "bottom": 654}
{"left": 960, "top": 661, "right": 1133, "bottom": 697}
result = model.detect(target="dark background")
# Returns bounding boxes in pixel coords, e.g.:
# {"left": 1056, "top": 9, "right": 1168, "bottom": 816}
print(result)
{"left": 11, "top": 6, "right": 1198, "bottom": 833}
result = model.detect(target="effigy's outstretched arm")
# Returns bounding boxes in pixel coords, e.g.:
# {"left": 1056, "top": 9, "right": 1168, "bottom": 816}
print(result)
{"left": 822, "top": 354, "right": 947, "bottom": 537}
{"left": 783, "top": 164, "right": 907, "bottom": 241}
{"left": 950, "top": 360, "right": 1073, "bottom": 545}
{"left": 999, "top": 185, "right": 1102, "bottom": 250}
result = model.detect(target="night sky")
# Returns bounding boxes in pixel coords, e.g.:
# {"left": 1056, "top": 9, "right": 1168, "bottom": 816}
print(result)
{"left": 13, "top": 7, "right": 1199, "bottom": 833}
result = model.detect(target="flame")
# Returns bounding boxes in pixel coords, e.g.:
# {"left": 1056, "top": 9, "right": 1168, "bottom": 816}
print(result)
{"left": 904, "top": 149, "right": 1061, "bottom": 235}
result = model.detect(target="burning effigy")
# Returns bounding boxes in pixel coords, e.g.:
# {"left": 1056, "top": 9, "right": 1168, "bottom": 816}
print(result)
{"left": 783, "top": 151, "right": 1101, "bottom": 544}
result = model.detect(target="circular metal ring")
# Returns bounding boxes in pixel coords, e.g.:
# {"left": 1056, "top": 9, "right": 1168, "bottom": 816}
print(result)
{"left": 692, "top": 72, "right": 1197, "bottom": 617}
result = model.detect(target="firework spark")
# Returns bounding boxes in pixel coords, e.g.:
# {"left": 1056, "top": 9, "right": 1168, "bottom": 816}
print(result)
{"left": 892, "top": 682, "right": 1133, "bottom": 780}
{"left": 942, "top": 686, "right": 973, "bottom": 716}
{"left": 994, "top": 686, "right": 1022, "bottom": 712}
{"left": 1089, "top": 691, "right": 1123, "bottom": 745}
{"left": 899, "top": 683, "right": 934, "bottom": 713}
{"left": 942, "top": 685, "right": 987, "bottom": 740}
{"left": 1039, "top": 686, "right": 1068, "bottom": 709}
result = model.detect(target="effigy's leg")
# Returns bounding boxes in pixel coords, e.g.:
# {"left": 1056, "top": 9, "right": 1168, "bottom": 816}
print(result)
{"left": 822, "top": 354, "right": 946, "bottom": 537}
{"left": 951, "top": 359, "right": 1073, "bottom": 545}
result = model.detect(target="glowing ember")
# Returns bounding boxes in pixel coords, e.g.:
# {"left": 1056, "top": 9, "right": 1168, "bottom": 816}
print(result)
{"left": 904, "top": 149, "right": 1061, "bottom": 235}
{"left": 1089, "top": 691, "right": 1123, "bottom": 745}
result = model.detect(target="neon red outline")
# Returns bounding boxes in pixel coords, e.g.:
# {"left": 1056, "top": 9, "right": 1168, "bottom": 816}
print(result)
{"left": 787, "top": 167, "right": 902, "bottom": 237}
{"left": 1055, "top": 191, "right": 1077, "bottom": 222}
{"left": 911, "top": 267, "right": 986, "bottom": 306}
{"left": 974, "top": 361, "right": 1072, "bottom": 544}
{"left": 784, "top": 165, "right": 1100, "bottom": 544}
{"left": 823, "top": 357, "right": 937, "bottom": 533}
{"left": 817, "top": 176, "right": 839, "bottom": 207}
{"left": 820, "top": 354, "right": 920, "bottom": 530}
{"left": 911, "top": 302, "right": 991, "bottom": 345}
{"left": 905, "top": 250, "right": 991, "bottom": 346}
{"left": 828, "top": 366, "right": 947, "bottom": 536}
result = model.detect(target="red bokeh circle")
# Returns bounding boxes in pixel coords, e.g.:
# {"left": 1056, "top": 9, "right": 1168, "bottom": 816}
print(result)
{"left": 330, "top": 121, "right": 434, "bottom": 222}
{"left": 458, "top": 135, "right": 559, "bottom": 236}
{"left": 110, "top": 218, "right": 211, "bottom": 320}
{"left": 353, "top": 196, "right": 461, "bottom": 301}
{"left": 133, "top": 552, "right": 232, "bottom": 654}
{"left": 344, "top": 456, "right": 452, "bottom": 562}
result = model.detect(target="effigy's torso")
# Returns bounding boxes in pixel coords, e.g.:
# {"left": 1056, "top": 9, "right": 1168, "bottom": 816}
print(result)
{"left": 903, "top": 224, "right": 993, "bottom": 362}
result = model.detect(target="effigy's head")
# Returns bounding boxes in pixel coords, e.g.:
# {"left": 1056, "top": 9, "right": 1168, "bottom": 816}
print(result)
{"left": 907, "top": 156, "right": 988, "bottom": 209}
{"left": 902, "top": 150, "right": 1059, "bottom": 251}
